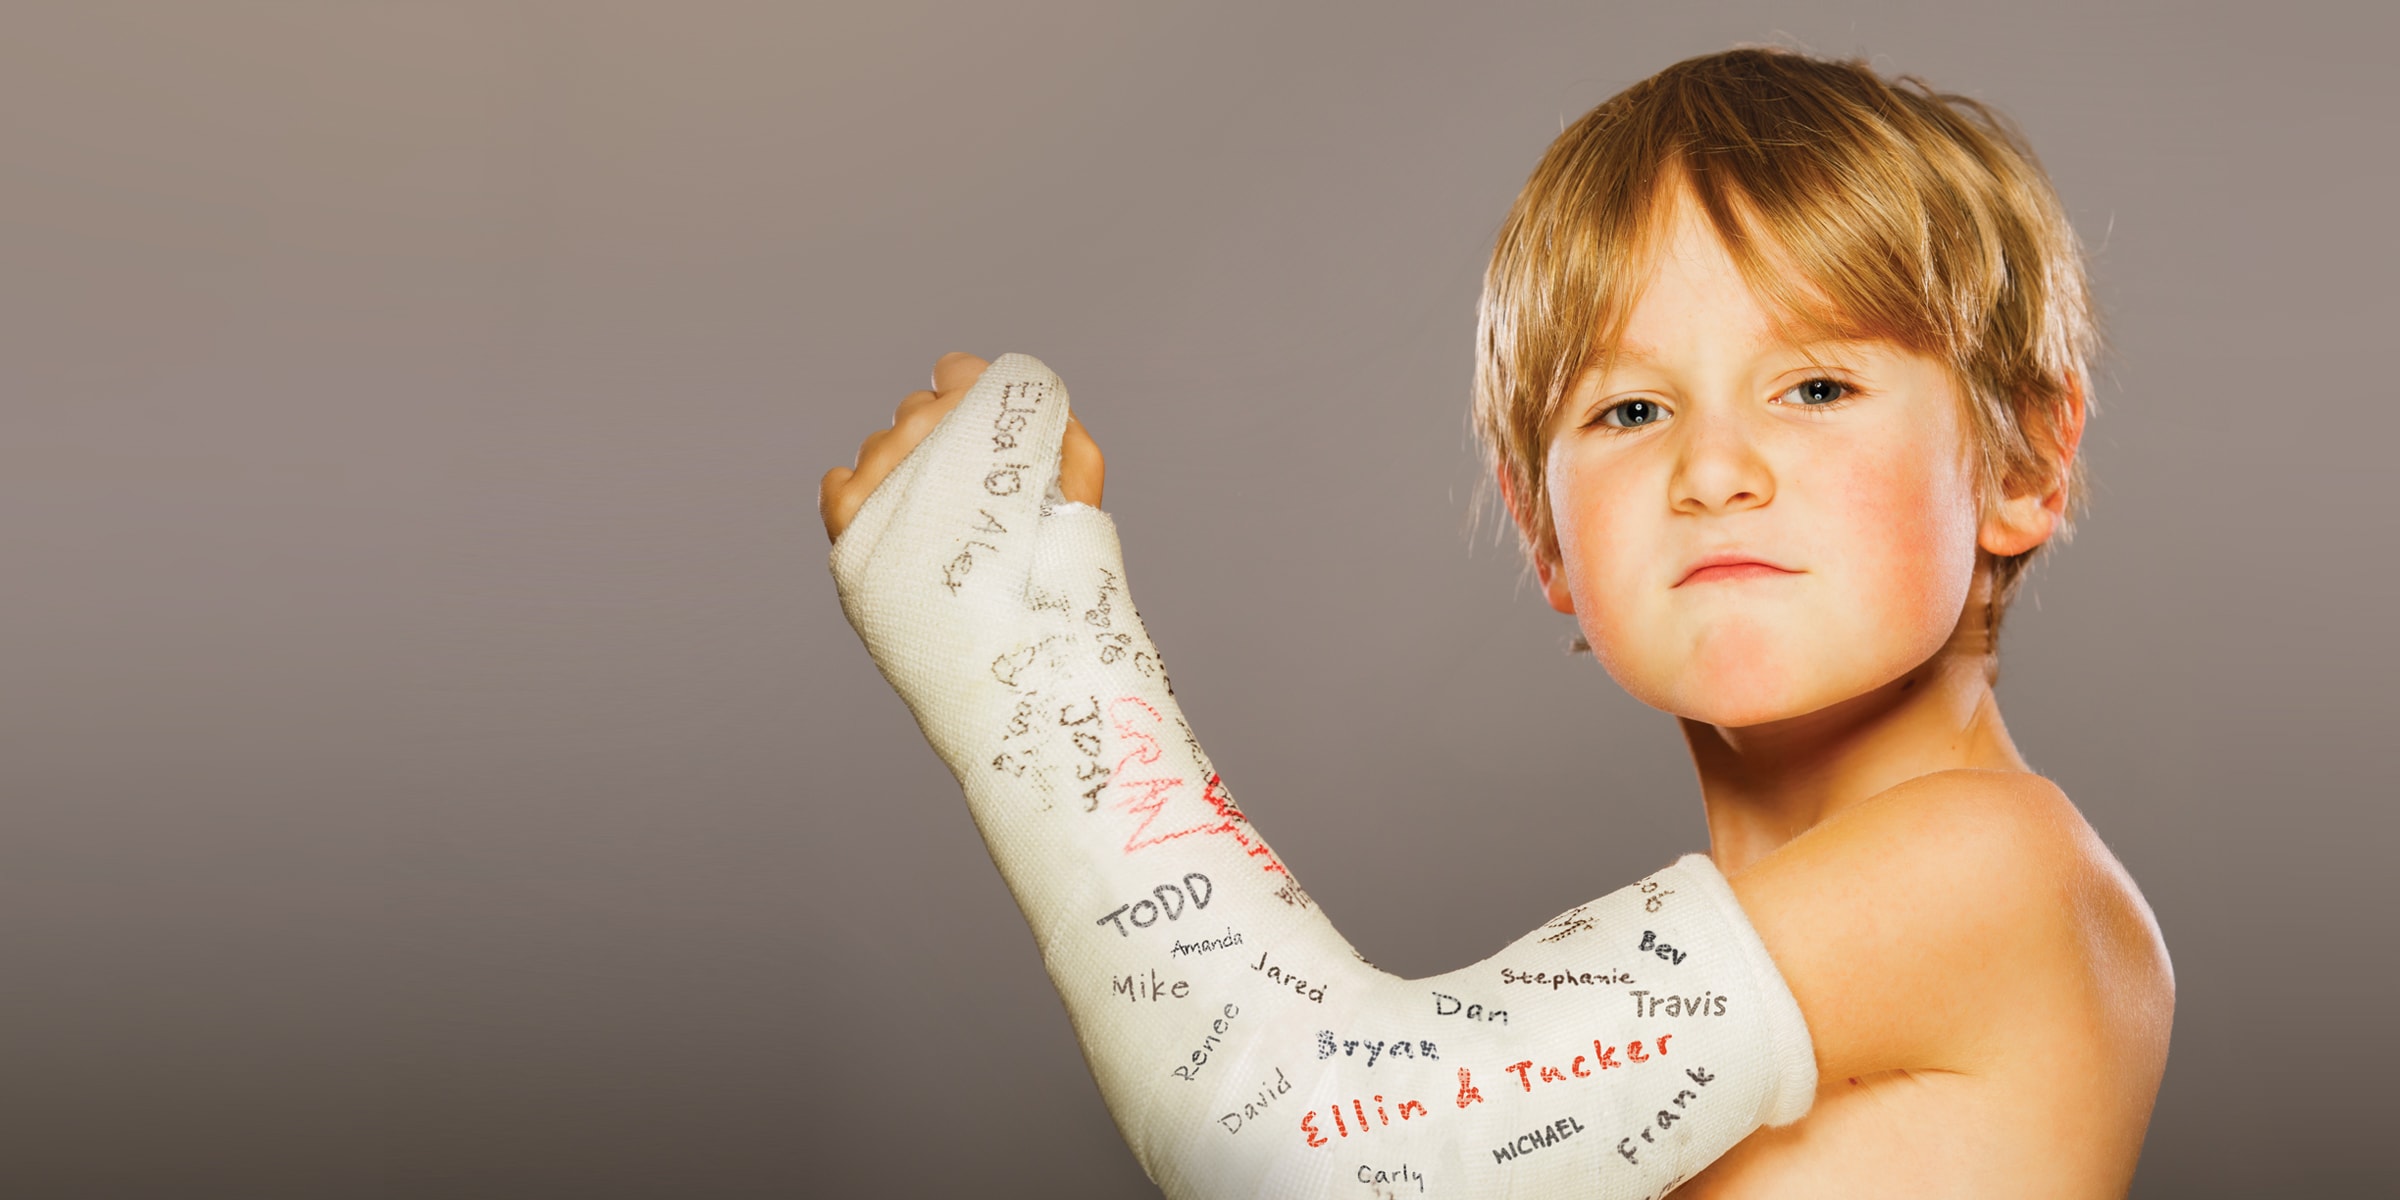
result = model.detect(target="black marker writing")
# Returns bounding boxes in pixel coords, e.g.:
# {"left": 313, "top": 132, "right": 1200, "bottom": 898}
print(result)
{"left": 1094, "top": 873, "right": 1215, "bottom": 936}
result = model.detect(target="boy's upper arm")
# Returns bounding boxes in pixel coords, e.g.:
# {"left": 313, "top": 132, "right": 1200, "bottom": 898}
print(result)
{"left": 1728, "top": 770, "right": 2171, "bottom": 1086}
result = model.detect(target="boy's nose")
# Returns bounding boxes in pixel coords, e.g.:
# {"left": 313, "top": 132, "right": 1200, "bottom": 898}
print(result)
{"left": 1669, "top": 414, "right": 1775, "bottom": 515}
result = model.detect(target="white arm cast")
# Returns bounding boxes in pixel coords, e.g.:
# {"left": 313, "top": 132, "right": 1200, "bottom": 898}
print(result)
{"left": 830, "top": 355, "right": 1815, "bottom": 1199}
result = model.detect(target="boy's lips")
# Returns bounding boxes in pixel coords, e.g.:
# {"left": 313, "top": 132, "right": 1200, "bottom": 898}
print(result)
{"left": 1675, "top": 552, "right": 1801, "bottom": 587}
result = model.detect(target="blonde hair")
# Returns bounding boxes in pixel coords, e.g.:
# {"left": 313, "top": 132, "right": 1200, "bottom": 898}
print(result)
{"left": 1473, "top": 46, "right": 2097, "bottom": 635}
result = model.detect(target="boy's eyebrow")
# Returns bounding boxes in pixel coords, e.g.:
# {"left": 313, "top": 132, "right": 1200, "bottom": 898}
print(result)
{"left": 1599, "top": 337, "right": 1885, "bottom": 371}
{"left": 1791, "top": 335, "right": 1885, "bottom": 353}
{"left": 1591, "top": 342, "right": 1670, "bottom": 374}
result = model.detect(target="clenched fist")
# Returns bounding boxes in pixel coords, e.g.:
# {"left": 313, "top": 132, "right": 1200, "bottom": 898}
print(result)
{"left": 819, "top": 351, "right": 1105, "bottom": 542}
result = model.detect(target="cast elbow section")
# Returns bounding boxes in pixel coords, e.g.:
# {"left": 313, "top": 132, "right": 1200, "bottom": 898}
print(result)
{"left": 1101, "top": 856, "right": 1814, "bottom": 1199}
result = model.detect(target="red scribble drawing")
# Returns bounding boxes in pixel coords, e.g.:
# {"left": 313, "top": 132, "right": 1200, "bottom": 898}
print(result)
{"left": 1104, "top": 696, "right": 1290, "bottom": 879}
{"left": 1196, "top": 773, "right": 1290, "bottom": 878}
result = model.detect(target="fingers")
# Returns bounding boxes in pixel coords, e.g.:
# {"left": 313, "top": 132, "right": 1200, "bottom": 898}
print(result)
{"left": 1060, "top": 415, "right": 1105, "bottom": 509}
{"left": 819, "top": 465, "right": 856, "bottom": 541}
{"left": 893, "top": 387, "right": 942, "bottom": 420}
{"left": 906, "top": 353, "right": 1072, "bottom": 527}
{"left": 932, "top": 351, "right": 990, "bottom": 396}
{"left": 824, "top": 418, "right": 916, "bottom": 543}
{"left": 851, "top": 388, "right": 955, "bottom": 486}
{"left": 822, "top": 367, "right": 973, "bottom": 544}
{"left": 824, "top": 353, "right": 1079, "bottom": 559}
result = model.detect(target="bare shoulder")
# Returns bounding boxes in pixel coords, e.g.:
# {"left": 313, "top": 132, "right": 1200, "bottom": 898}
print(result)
{"left": 1872, "top": 770, "right": 2173, "bottom": 1037}
{"left": 1731, "top": 769, "right": 2174, "bottom": 1083}
{"left": 1869, "top": 770, "right": 2166, "bottom": 956}
{"left": 1703, "top": 774, "right": 2175, "bottom": 1197}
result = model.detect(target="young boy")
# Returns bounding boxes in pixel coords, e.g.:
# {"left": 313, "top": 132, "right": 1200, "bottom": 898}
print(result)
{"left": 821, "top": 47, "right": 2171, "bottom": 1198}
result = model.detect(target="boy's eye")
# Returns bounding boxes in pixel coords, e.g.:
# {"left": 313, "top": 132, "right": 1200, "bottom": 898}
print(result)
{"left": 1782, "top": 378, "right": 1852, "bottom": 406}
{"left": 1597, "top": 398, "right": 1669, "bottom": 428}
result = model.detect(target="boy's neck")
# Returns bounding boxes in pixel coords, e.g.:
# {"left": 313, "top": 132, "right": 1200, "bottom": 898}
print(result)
{"left": 1680, "top": 601, "right": 2030, "bottom": 875}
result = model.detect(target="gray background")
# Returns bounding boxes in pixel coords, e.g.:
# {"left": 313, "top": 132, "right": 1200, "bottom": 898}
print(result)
{"left": 4, "top": 1, "right": 2393, "bottom": 1197}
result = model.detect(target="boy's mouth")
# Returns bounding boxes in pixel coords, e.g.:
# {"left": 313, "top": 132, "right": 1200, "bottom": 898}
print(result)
{"left": 1675, "top": 552, "right": 1800, "bottom": 588}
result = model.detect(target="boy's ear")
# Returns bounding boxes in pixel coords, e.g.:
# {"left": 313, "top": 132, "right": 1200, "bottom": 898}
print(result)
{"left": 1498, "top": 464, "right": 1578, "bottom": 615}
{"left": 1977, "top": 376, "right": 2089, "bottom": 558}
{"left": 1533, "top": 541, "right": 1576, "bottom": 616}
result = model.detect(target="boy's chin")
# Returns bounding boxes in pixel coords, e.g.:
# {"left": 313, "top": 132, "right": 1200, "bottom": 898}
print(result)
{"left": 1603, "top": 649, "right": 1858, "bottom": 731}
{"left": 1654, "top": 689, "right": 1822, "bottom": 731}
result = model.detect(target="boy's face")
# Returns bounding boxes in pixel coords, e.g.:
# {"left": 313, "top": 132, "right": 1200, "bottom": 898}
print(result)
{"left": 1534, "top": 189, "right": 1989, "bottom": 729}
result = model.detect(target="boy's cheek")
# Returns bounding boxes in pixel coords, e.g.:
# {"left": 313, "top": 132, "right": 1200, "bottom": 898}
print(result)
{"left": 1556, "top": 521, "right": 1667, "bottom": 682}
{"left": 1564, "top": 515, "right": 1667, "bottom": 631}
{"left": 1546, "top": 485, "right": 1615, "bottom": 590}
{"left": 1831, "top": 455, "right": 1982, "bottom": 652}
